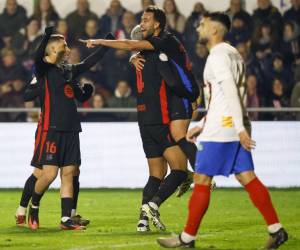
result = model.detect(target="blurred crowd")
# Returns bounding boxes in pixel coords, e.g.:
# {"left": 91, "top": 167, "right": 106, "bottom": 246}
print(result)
{"left": 0, "top": 0, "right": 300, "bottom": 122}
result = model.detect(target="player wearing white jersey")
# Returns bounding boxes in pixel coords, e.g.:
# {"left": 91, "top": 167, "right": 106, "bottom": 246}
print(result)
{"left": 157, "top": 12, "right": 288, "bottom": 249}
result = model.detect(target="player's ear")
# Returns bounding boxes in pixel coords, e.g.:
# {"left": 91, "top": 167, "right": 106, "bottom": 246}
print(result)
{"left": 154, "top": 21, "right": 160, "bottom": 30}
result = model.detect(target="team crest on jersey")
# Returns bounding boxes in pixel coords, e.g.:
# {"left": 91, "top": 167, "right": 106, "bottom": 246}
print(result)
{"left": 64, "top": 84, "right": 74, "bottom": 98}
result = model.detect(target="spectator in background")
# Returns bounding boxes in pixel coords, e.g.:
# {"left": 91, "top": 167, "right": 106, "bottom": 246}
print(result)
{"left": 115, "top": 11, "right": 137, "bottom": 39}
{"left": 251, "top": 22, "right": 279, "bottom": 64}
{"left": 290, "top": 81, "right": 300, "bottom": 119}
{"left": 281, "top": 21, "right": 300, "bottom": 66}
{"left": 0, "top": 49, "right": 28, "bottom": 87}
{"left": 252, "top": 0, "right": 283, "bottom": 39}
{"left": 267, "top": 53, "right": 294, "bottom": 96}
{"left": 263, "top": 78, "right": 292, "bottom": 120}
{"left": 32, "top": 0, "right": 59, "bottom": 32}
{"left": 79, "top": 18, "right": 104, "bottom": 58}
{"left": 66, "top": 0, "right": 98, "bottom": 44}
{"left": 84, "top": 93, "right": 113, "bottom": 122}
{"left": 11, "top": 17, "right": 42, "bottom": 70}
{"left": 102, "top": 10, "right": 136, "bottom": 92}
{"left": 191, "top": 41, "right": 208, "bottom": 85}
{"left": 225, "top": 0, "right": 252, "bottom": 28}
{"left": 0, "top": 0, "right": 27, "bottom": 48}
{"left": 163, "top": 0, "right": 186, "bottom": 36}
{"left": 183, "top": 2, "right": 206, "bottom": 58}
{"left": 67, "top": 47, "right": 81, "bottom": 64}
{"left": 0, "top": 79, "right": 26, "bottom": 122}
{"left": 236, "top": 42, "right": 267, "bottom": 97}
{"left": 283, "top": 0, "right": 300, "bottom": 28}
{"left": 246, "top": 74, "right": 260, "bottom": 120}
{"left": 99, "top": 0, "right": 126, "bottom": 35}
{"left": 226, "top": 12, "right": 251, "bottom": 47}
{"left": 56, "top": 19, "right": 72, "bottom": 44}
{"left": 24, "top": 101, "right": 39, "bottom": 122}
{"left": 103, "top": 48, "right": 135, "bottom": 92}
{"left": 108, "top": 80, "right": 136, "bottom": 121}
{"left": 135, "top": 0, "right": 155, "bottom": 23}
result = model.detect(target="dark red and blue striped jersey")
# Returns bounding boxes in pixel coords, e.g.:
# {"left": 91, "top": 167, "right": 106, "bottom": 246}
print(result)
{"left": 33, "top": 29, "right": 113, "bottom": 132}
{"left": 146, "top": 31, "right": 200, "bottom": 102}
{"left": 136, "top": 50, "right": 185, "bottom": 125}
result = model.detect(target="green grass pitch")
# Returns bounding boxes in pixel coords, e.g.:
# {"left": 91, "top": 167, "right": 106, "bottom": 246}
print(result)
{"left": 0, "top": 189, "right": 299, "bottom": 250}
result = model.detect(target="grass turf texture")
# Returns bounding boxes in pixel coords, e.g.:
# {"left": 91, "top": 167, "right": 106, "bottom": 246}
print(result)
{"left": 0, "top": 189, "right": 299, "bottom": 250}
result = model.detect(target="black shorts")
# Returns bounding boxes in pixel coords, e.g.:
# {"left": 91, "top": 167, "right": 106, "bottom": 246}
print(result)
{"left": 169, "top": 94, "right": 193, "bottom": 121}
{"left": 31, "top": 129, "right": 81, "bottom": 168}
{"left": 139, "top": 124, "right": 176, "bottom": 158}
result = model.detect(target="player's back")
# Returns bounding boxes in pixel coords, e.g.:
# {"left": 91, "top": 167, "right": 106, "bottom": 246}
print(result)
{"left": 201, "top": 42, "right": 249, "bottom": 142}
{"left": 136, "top": 51, "right": 171, "bottom": 125}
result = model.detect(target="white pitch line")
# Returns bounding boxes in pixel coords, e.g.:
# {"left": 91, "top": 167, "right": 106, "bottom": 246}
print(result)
{"left": 68, "top": 241, "right": 154, "bottom": 250}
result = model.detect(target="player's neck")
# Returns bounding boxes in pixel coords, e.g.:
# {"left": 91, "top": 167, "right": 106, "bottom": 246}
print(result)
{"left": 45, "top": 55, "right": 62, "bottom": 65}
{"left": 153, "top": 29, "right": 162, "bottom": 37}
{"left": 208, "top": 37, "right": 224, "bottom": 51}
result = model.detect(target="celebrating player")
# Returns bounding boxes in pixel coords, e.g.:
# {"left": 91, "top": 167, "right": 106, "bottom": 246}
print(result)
{"left": 27, "top": 26, "right": 114, "bottom": 230}
{"left": 156, "top": 12, "right": 288, "bottom": 249}
{"left": 15, "top": 75, "right": 90, "bottom": 227}
{"left": 79, "top": 5, "right": 200, "bottom": 197}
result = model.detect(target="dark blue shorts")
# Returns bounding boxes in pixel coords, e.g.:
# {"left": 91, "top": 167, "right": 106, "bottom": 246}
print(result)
{"left": 195, "top": 141, "right": 254, "bottom": 177}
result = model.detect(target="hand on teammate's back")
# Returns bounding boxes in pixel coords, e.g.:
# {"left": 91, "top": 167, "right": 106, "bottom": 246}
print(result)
{"left": 238, "top": 130, "right": 256, "bottom": 151}
{"left": 186, "top": 126, "right": 202, "bottom": 143}
{"left": 130, "top": 55, "right": 145, "bottom": 71}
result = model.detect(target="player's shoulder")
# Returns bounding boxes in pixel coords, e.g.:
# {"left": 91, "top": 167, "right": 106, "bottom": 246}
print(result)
{"left": 208, "top": 43, "right": 237, "bottom": 62}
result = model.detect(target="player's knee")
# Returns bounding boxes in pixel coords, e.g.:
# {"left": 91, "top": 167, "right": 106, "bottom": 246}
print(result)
{"left": 33, "top": 168, "right": 43, "bottom": 179}
{"left": 73, "top": 166, "right": 80, "bottom": 176}
{"left": 194, "top": 173, "right": 212, "bottom": 185}
{"left": 235, "top": 171, "right": 256, "bottom": 186}
{"left": 43, "top": 169, "right": 58, "bottom": 184}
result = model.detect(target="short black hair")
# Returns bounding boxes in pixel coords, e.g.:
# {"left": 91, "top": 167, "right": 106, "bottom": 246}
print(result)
{"left": 144, "top": 5, "right": 166, "bottom": 31}
{"left": 204, "top": 12, "right": 231, "bottom": 31}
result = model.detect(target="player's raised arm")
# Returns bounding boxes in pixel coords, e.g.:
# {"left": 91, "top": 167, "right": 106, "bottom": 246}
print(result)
{"left": 79, "top": 38, "right": 154, "bottom": 51}
{"left": 34, "top": 26, "right": 54, "bottom": 77}
{"left": 72, "top": 33, "right": 116, "bottom": 79}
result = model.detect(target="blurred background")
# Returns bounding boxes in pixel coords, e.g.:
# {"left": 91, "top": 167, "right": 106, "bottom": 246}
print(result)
{"left": 0, "top": 0, "right": 299, "bottom": 188}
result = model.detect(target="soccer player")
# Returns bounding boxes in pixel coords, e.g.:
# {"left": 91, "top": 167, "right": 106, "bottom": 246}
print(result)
{"left": 79, "top": 6, "right": 200, "bottom": 197}
{"left": 27, "top": 26, "right": 114, "bottom": 230}
{"left": 15, "top": 76, "right": 90, "bottom": 227}
{"left": 156, "top": 12, "right": 288, "bottom": 249}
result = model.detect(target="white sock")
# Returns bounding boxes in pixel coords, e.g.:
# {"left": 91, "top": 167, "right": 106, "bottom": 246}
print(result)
{"left": 71, "top": 209, "right": 76, "bottom": 217}
{"left": 268, "top": 223, "right": 282, "bottom": 234}
{"left": 16, "top": 206, "right": 27, "bottom": 215}
{"left": 61, "top": 216, "right": 70, "bottom": 223}
{"left": 138, "top": 219, "right": 148, "bottom": 225}
{"left": 181, "top": 231, "right": 196, "bottom": 243}
{"left": 148, "top": 202, "right": 158, "bottom": 210}
{"left": 31, "top": 205, "right": 39, "bottom": 209}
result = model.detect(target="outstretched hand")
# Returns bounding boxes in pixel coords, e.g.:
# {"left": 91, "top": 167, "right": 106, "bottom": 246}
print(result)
{"left": 78, "top": 39, "right": 98, "bottom": 48}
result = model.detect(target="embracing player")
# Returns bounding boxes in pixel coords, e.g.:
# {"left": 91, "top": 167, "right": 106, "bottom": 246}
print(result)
{"left": 27, "top": 26, "right": 114, "bottom": 230}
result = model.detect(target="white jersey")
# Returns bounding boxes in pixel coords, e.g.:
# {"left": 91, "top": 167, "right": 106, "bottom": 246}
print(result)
{"left": 198, "top": 42, "right": 249, "bottom": 142}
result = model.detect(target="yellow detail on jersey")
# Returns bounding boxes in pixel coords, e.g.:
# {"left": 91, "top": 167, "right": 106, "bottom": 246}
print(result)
{"left": 222, "top": 116, "right": 233, "bottom": 127}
